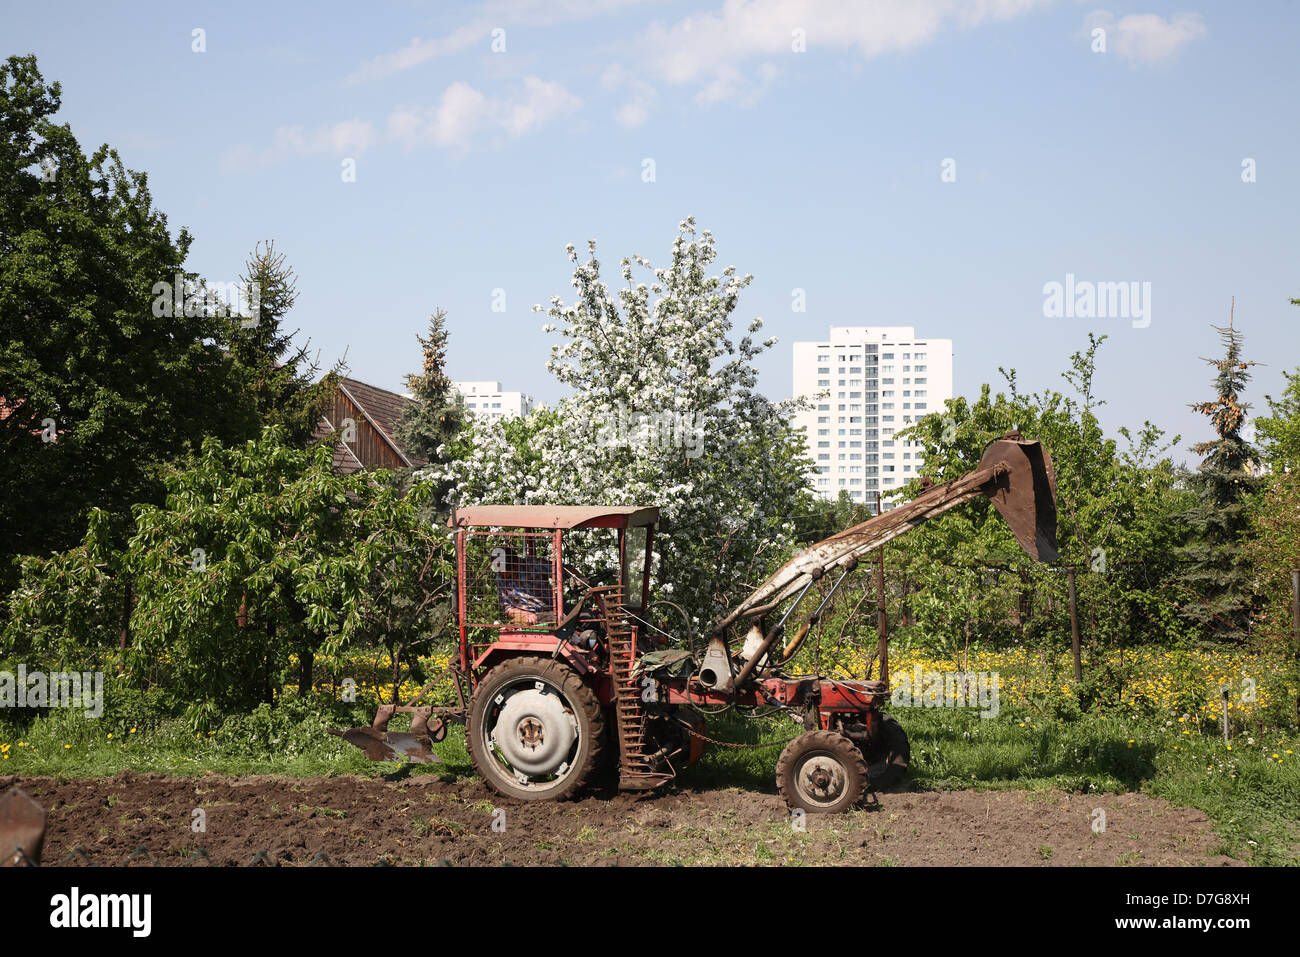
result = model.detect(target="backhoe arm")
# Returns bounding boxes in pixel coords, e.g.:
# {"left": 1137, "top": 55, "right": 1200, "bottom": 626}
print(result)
{"left": 713, "top": 435, "right": 1058, "bottom": 638}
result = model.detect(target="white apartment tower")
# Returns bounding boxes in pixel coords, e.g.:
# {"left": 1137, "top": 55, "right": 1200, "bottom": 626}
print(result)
{"left": 453, "top": 381, "right": 535, "bottom": 420}
{"left": 792, "top": 326, "right": 953, "bottom": 510}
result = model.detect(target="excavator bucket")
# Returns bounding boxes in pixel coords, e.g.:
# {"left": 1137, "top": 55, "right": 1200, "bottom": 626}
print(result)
{"left": 978, "top": 437, "right": 1058, "bottom": 563}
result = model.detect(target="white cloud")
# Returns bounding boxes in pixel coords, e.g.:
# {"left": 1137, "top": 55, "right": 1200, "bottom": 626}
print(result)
{"left": 389, "top": 77, "right": 581, "bottom": 150}
{"left": 347, "top": 0, "right": 650, "bottom": 84}
{"left": 637, "top": 0, "right": 1048, "bottom": 105}
{"left": 1085, "top": 10, "right": 1207, "bottom": 64}
{"left": 221, "top": 119, "right": 375, "bottom": 172}
{"left": 602, "top": 64, "right": 657, "bottom": 129}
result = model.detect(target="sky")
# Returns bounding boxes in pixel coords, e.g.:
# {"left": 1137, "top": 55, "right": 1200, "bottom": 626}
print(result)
{"left": 5, "top": 0, "right": 1298, "bottom": 465}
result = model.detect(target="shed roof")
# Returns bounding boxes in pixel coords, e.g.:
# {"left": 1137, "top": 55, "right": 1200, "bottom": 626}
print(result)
{"left": 447, "top": 505, "right": 659, "bottom": 530}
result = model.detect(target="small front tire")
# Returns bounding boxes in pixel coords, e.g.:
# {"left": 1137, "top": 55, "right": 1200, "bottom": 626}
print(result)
{"left": 775, "top": 730, "right": 868, "bottom": 814}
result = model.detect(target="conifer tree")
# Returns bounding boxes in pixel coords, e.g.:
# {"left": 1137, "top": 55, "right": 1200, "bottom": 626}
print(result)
{"left": 394, "top": 308, "right": 464, "bottom": 464}
{"left": 1176, "top": 302, "right": 1260, "bottom": 640}
{"left": 227, "top": 240, "right": 342, "bottom": 447}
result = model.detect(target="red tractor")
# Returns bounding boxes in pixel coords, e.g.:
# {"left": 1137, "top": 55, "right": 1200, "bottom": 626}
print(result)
{"left": 336, "top": 435, "right": 1057, "bottom": 813}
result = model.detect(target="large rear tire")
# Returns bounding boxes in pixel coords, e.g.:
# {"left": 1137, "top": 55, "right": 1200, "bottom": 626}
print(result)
{"left": 467, "top": 656, "right": 605, "bottom": 802}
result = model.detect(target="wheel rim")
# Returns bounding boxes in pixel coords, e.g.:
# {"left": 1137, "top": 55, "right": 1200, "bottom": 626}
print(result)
{"left": 483, "top": 676, "right": 582, "bottom": 792}
{"left": 793, "top": 749, "right": 849, "bottom": 808}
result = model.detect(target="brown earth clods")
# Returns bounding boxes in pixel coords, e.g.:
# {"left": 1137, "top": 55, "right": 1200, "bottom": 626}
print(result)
{"left": 1, "top": 772, "right": 1239, "bottom": 867}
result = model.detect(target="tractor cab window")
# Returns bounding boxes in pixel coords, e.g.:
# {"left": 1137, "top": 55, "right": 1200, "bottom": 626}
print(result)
{"left": 494, "top": 545, "right": 554, "bottom": 626}
{"left": 623, "top": 524, "right": 648, "bottom": 610}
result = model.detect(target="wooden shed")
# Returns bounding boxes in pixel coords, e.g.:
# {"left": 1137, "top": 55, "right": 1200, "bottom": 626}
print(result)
{"left": 314, "top": 377, "right": 427, "bottom": 473}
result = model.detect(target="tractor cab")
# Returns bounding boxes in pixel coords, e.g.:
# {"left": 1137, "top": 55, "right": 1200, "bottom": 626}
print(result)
{"left": 446, "top": 505, "right": 659, "bottom": 676}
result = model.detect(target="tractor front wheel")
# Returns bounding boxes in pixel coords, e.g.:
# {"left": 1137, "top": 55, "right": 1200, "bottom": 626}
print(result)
{"left": 775, "top": 730, "right": 868, "bottom": 814}
{"left": 467, "top": 656, "right": 605, "bottom": 802}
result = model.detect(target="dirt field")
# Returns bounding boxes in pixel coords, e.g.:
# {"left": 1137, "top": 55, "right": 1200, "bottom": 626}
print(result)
{"left": 4, "top": 771, "right": 1239, "bottom": 866}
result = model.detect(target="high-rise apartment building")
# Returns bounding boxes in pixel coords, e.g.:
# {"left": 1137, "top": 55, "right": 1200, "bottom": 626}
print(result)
{"left": 453, "top": 381, "right": 535, "bottom": 420}
{"left": 792, "top": 326, "right": 953, "bottom": 511}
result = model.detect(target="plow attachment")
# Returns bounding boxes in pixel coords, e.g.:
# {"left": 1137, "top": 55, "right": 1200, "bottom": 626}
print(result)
{"left": 715, "top": 434, "right": 1057, "bottom": 634}
{"left": 0, "top": 786, "right": 46, "bottom": 866}
{"left": 331, "top": 669, "right": 467, "bottom": 764}
{"left": 329, "top": 703, "right": 444, "bottom": 764}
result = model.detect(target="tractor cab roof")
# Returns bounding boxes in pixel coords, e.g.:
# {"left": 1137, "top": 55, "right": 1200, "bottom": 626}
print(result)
{"left": 447, "top": 505, "right": 659, "bottom": 530}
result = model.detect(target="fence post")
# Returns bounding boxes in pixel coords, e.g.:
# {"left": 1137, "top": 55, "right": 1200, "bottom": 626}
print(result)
{"left": 1067, "top": 567, "right": 1082, "bottom": 683}
{"left": 1292, "top": 570, "right": 1300, "bottom": 728}
{"left": 876, "top": 492, "right": 888, "bottom": 690}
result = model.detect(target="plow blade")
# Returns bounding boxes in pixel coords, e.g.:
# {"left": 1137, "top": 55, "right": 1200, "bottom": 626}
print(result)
{"left": 330, "top": 704, "right": 444, "bottom": 764}
{"left": 330, "top": 727, "right": 440, "bottom": 764}
{"left": 0, "top": 786, "right": 46, "bottom": 866}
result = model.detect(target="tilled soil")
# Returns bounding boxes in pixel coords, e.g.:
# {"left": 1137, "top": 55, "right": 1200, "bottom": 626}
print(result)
{"left": 3, "top": 772, "right": 1239, "bottom": 866}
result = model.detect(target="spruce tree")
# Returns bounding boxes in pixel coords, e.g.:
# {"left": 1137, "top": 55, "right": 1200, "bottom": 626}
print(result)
{"left": 394, "top": 308, "right": 464, "bottom": 464}
{"left": 227, "top": 240, "right": 342, "bottom": 447}
{"left": 1177, "top": 303, "right": 1260, "bottom": 640}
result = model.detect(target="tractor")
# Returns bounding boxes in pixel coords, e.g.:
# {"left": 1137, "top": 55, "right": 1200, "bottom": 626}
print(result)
{"left": 334, "top": 434, "right": 1058, "bottom": 813}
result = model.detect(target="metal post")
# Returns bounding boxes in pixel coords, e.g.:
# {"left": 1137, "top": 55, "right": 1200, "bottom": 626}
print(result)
{"left": 1067, "top": 567, "right": 1082, "bottom": 683}
{"left": 1221, "top": 686, "right": 1231, "bottom": 744}
{"left": 876, "top": 492, "right": 888, "bottom": 690}
{"left": 1292, "top": 570, "right": 1300, "bottom": 728}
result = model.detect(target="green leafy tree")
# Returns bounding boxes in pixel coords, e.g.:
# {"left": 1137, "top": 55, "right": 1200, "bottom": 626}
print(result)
{"left": 1175, "top": 314, "right": 1261, "bottom": 641}
{"left": 1244, "top": 470, "right": 1300, "bottom": 658}
{"left": 226, "top": 240, "right": 342, "bottom": 447}
{"left": 0, "top": 55, "right": 249, "bottom": 589}
{"left": 1255, "top": 363, "right": 1300, "bottom": 474}
{"left": 868, "top": 335, "right": 1196, "bottom": 662}
{"left": 3, "top": 428, "right": 454, "bottom": 728}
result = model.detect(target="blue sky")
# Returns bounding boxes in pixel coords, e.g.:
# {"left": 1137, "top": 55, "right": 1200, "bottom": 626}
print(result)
{"left": 6, "top": 1, "right": 1298, "bottom": 464}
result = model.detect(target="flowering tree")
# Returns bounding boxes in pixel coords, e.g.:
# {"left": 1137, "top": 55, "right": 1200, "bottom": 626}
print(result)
{"left": 430, "top": 218, "right": 816, "bottom": 630}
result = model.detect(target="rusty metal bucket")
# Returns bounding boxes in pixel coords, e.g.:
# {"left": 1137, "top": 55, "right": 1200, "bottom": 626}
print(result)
{"left": 977, "top": 436, "right": 1058, "bottom": 563}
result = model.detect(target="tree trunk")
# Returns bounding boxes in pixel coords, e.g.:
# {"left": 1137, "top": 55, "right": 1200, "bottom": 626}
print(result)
{"left": 264, "top": 617, "right": 275, "bottom": 706}
{"left": 299, "top": 644, "right": 314, "bottom": 695}
{"left": 390, "top": 642, "right": 403, "bottom": 705}
{"left": 117, "top": 582, "right": 133, "bottom": 675}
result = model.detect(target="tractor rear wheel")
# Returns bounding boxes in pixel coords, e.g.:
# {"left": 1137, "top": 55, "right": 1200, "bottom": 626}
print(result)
{"left": 775, "top": 730, "right": 868, "bottom": 814}
{"left": 863, "top": 713, "right": 910, "bottom": 791}
{"left": 467, "top": 656, "right": 606, "bottom": 802}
